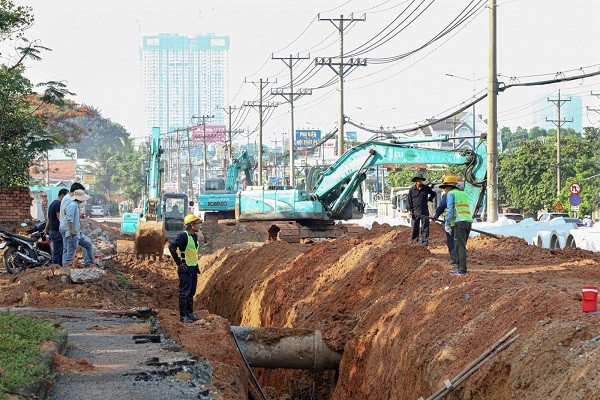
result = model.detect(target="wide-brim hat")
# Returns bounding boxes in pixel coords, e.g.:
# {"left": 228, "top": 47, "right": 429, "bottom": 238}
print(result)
{"left": 72, "top": 189, "right": 89, "bottom": 202}
{"left": 411, "top": 175, "right": 426, "bottom": 182}
{"left": 439, "top": 183, "right": 459, "bottom": 189}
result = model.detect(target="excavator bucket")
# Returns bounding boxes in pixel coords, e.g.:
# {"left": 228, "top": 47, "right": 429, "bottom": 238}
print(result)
{"left": 133, "top": 220, "right": 166, "bottom": 259}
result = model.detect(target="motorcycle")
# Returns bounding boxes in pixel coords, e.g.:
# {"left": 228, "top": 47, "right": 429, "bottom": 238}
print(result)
{"left": 0, "top": 221, "right": 52, "bottom": 274}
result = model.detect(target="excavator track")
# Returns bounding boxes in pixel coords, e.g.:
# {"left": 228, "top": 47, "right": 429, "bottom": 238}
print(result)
{"left": 267, "top": 223, "right": 301, "bottom": 243}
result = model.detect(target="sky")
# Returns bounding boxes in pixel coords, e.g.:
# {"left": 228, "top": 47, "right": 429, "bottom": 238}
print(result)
{"left": 12, "top": 0, "right": 600, "bottom": 144}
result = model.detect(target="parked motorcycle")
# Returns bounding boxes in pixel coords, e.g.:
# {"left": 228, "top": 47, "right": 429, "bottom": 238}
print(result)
{"left": 0, "top": 221, "right": 52, "bottom": 274}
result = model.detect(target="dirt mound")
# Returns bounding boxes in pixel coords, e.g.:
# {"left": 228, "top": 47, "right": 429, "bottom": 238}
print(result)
{"left": 198, "top": 223, "right": 600, "bottom": 399}
{"left": 3, "top": 218, "right": 600, "bottom": 399}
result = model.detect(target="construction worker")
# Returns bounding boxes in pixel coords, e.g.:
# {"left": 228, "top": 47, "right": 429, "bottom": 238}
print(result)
{"left": 433, "top": 174, "right": 459, "bottom": 265}
{"left": 168, "top": 214, "right": 202, "bottom": 323}
{"left": 439, "top": 176, "right": 473, "bottom": 275}
{"left": 408, "top": 174, "right": 436, "bottom": 247}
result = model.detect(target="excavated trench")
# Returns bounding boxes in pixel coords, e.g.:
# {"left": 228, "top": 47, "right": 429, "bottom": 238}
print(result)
{"left": 193, "top": 221, "right": 600, "bottom": 400}
{"left": 2, "top": 219, "right": 600, "bottom": 399}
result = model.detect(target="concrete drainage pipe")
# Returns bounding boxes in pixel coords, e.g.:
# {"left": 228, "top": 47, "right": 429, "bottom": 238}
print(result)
{"left": 535, "top": 231, "right": 552, "bottom": 248}
{"left": 231, "top": 326, "right": 342, "bottom": 372}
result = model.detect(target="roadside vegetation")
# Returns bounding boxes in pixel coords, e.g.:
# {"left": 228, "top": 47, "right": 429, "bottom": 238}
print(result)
{"left": 0, "top": 312, "right": 66, "bottom": 400}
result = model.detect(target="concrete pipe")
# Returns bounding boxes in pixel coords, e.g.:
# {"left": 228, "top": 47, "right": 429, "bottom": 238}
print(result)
{"left": 231, "top": 326, "right": 342, "bottom": 372}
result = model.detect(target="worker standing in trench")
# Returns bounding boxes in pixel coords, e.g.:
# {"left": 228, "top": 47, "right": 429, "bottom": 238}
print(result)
{"left": 408, "top": 174, "right": 436, "bottom": 247}
{"left": 439, "top": 176, "right": 473, "bottom": 276}
{"left": 168, "top": 214, "right": 203, "bottom": 323}
{"left": 432, "top": 174, "right": 459, "bottom": 265}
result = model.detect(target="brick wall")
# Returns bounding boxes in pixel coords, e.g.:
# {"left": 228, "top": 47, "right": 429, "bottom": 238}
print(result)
{"left": 0, "top": 188, "right": 32, "bottom": 223}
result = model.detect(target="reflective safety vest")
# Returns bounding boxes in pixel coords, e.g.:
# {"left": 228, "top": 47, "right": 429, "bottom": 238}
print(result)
{"left": 449, "top": 189, "right": 473, "bottom": 226}
{"left": 181, "top": 231, "right": 199, "bottom": 267}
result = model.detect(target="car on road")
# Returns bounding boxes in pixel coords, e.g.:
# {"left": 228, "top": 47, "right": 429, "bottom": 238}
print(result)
{"left": 499, "top": 213, "right": 524, "bottom": 223}
{"left": 538, "top": 212, "right": 569, "bottom": 222}
{"left": 90, "top": 205, "right": 105, "bottom": 218}
{"left": 563, "top": 217, "right": 585, "bottom": 228}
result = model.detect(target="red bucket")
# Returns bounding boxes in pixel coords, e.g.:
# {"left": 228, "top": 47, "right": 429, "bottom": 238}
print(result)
{"left": 582, "top": 286, "right": 598, "bottom": 313}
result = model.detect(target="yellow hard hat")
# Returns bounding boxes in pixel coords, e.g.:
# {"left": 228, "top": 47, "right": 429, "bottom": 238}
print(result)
{"left": 439, "top": 174, "right": 460, "bottom": 189}
{"left": 183, "top": 214, "right": 200, "bottom": 225}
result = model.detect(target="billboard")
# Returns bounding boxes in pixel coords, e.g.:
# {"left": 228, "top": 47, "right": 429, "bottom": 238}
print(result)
{"left": 295, "top": 129, "right": 321, "bottom": 149}
{"left": 192, "top": 125, "right": 227, "bottom": 143}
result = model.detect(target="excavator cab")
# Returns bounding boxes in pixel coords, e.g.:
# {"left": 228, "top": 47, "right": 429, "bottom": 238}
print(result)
{"left": 162, "top": 193, "right": 188, "bottom": 239}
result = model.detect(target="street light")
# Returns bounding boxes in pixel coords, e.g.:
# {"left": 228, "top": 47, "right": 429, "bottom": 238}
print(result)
{"left": 446, "top": 73, "right": 483, "bottom": 150}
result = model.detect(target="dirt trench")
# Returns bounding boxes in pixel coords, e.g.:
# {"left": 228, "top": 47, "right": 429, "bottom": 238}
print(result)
{"left": 1, "top": 219, "right": 600, "bottom": 399}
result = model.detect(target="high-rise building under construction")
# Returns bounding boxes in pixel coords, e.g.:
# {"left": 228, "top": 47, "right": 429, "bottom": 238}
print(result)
{"left": 141, "top": 33, "right": 230, "bottom": 136}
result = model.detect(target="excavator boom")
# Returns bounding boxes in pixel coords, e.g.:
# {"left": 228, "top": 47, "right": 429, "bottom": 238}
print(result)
{"left": 236, "top": 137, "right": 487, "bottom": 241}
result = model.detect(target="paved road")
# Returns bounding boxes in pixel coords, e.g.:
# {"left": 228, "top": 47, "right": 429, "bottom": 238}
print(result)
{"left": 3, "top": 308, "right": 214, "bottom": 400}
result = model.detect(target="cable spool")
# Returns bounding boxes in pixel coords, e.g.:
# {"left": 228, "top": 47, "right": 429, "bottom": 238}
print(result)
{"left": 566, "top": 234, "right": 577, "bottom": 248}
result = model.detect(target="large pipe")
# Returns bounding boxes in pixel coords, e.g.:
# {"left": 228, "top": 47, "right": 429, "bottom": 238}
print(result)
{"left": 231, "top": 327, "right": 342, "bottom": 372}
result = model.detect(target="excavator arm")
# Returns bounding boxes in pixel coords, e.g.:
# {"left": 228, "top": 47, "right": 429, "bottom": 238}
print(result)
{"left": 237, "top": 137, "right": 487, "bottom": 226}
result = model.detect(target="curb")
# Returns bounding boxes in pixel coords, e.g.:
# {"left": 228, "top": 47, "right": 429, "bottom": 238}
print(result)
{"left": 11, "top": 330, "right": 68, "bottom": 399}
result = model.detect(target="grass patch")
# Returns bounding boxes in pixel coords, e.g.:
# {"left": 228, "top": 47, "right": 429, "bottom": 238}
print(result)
{"left": 115, "top": 274, "right": 132, "bottom": 288}
{"left": 0, "top": 311, "right": 66, "bottom": 400}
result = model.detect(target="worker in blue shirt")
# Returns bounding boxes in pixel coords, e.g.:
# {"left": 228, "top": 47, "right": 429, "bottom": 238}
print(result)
{"left": 440, "top": 176, "right": 473, "bottom": 276}
{"left": 433, "top": 175, "right": 458, "bottom": 265}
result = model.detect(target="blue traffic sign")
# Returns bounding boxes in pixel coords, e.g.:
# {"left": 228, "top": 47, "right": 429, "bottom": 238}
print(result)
{"left": 569, "top": 194, "right": 581, "bottom": 206}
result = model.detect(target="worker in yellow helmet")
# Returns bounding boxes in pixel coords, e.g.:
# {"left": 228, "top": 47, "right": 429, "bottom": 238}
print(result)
{"left": 433, "top": 174, "right": 459, "bottom": 265}
{"left": 168, "top": 213, "right": 203, "bottom": 323}
{"left": 440, "top": 175, "right": 473, "bottom": 276}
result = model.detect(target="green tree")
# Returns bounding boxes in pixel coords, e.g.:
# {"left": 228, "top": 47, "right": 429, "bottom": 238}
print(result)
{"left": 498, "top": 140, "right": 557, "bottom": 214}
{"left": 0, "top": 1, "right": 88, "bottom": 186}
{"left": 111, "top": 138, "right": 145, "bottom": 206}
{"left": 69, "top": 107, "right": 130, "bottom": 158}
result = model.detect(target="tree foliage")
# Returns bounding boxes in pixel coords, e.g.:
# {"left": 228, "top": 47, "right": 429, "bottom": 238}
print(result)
{"left": 0, "top": 0, "right": 89, "bottom": 186}
{"left": 69, "top": 107, "right": 130, "bottom": 158}
{"left": 498, "top": 126, "right": 600, "bottom": 215}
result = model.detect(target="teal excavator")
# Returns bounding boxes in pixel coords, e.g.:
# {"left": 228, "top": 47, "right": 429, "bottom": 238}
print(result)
{"left": 197, "top": 150, "right": 254, "bottom": 221}
{"left": 236, "top": 136, "right": 487, "bottom": 242}
{"left": 121, "top": 127, "right": 189, "bottom": 256}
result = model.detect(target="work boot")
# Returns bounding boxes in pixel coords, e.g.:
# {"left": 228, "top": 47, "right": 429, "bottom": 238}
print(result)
{"left": 449, "top": 268, "right": 467, "bottom": 276}
{"left": 186, "top": 298, "right": 200, "bottom": 321}
{"left": 179, "top": 299, "right": 193, "bottom": 323}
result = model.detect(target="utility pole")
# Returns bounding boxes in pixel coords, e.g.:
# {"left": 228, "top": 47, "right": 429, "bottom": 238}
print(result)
{"left": 192, "top": 115, "right": 215, "bottom": 190}
{"left": 244, "top": 78, "right": 277, "bottom": 186}
{"left": 272, "top": 54, "right": 312, "bottom": 187}
{"left": 487, "top": 0, "right": 499, "bottom": 222}
{"left": 317, "top": 13, "right": 366, "bottom": 157}
{"left": 220, "top": 105, "right": 242, "bottom": 161}
{"left": 547, "top": 89, "right": 572, "bottom": 196}
{"left": 176, "top": 129, "right": 181, "bottom": 193}
{"left": 185, "top": 127, "right": 194, "bottom": 201}
{"left": 445, "top": 115, "right": 460, "bottom": 149}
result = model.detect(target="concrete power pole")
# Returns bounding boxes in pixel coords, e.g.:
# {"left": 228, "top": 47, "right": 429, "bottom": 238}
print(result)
{"left": 317, "top": 13, "right": 366, "bottom": 157}
{"left": 220, "top": 105, "right": 242, "bottom": 161}
{"left": 244, "top": 78, "right": 277, "bottom": 186}
{"left": 546, "top": 89, "right": 572, "bottom": 196}
{"left": 192, "top": 115, "right": 215, "bottom": 190}
{"left": 486, "top": 0, "right": 499, "bottom": 223}
{"left": 271, "top": 54, "right": 312, "bottom": 187}
{"left": 176, "top": 129, "right": 181, "bottom": 193}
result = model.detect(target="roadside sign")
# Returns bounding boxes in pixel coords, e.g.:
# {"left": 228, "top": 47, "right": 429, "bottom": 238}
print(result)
{"left": 570, "top": 182, "right": 581, "bottom": 194}
{"left": 553, "top": 200, "right": 564, "bottom": 211}
{"left": 569, "top": 194, "right": 581, "bottom": 206}
{"left": 571, "top": 205, "right": 580, "bottom": 211}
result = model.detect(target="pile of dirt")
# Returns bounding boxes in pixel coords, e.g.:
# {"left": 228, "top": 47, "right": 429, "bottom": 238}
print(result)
{"left": 3, "top": 219, "right": 600, "bottom": 399}
{"left": 197, "top": 222, "right": 600, "bottom": 399}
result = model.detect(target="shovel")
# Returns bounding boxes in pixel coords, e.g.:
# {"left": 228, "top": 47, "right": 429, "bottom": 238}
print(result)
{"left": 428, "top": 216, "right": 502, "bottom": 240}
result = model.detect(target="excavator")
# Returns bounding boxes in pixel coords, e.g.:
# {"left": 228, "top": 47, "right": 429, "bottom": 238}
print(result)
{"left": 197, "top": 150, "right": 254, "bottom": 221}
{"left": 236, "top": 136, "right": 487, "bottom": 242}
{"left": 120, "top": 127, "right": 189, "bottom": 257}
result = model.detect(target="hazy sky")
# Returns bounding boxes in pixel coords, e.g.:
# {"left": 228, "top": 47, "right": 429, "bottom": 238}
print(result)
{"left": 13, "top": 0, "right": 600, "bottom": 143}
